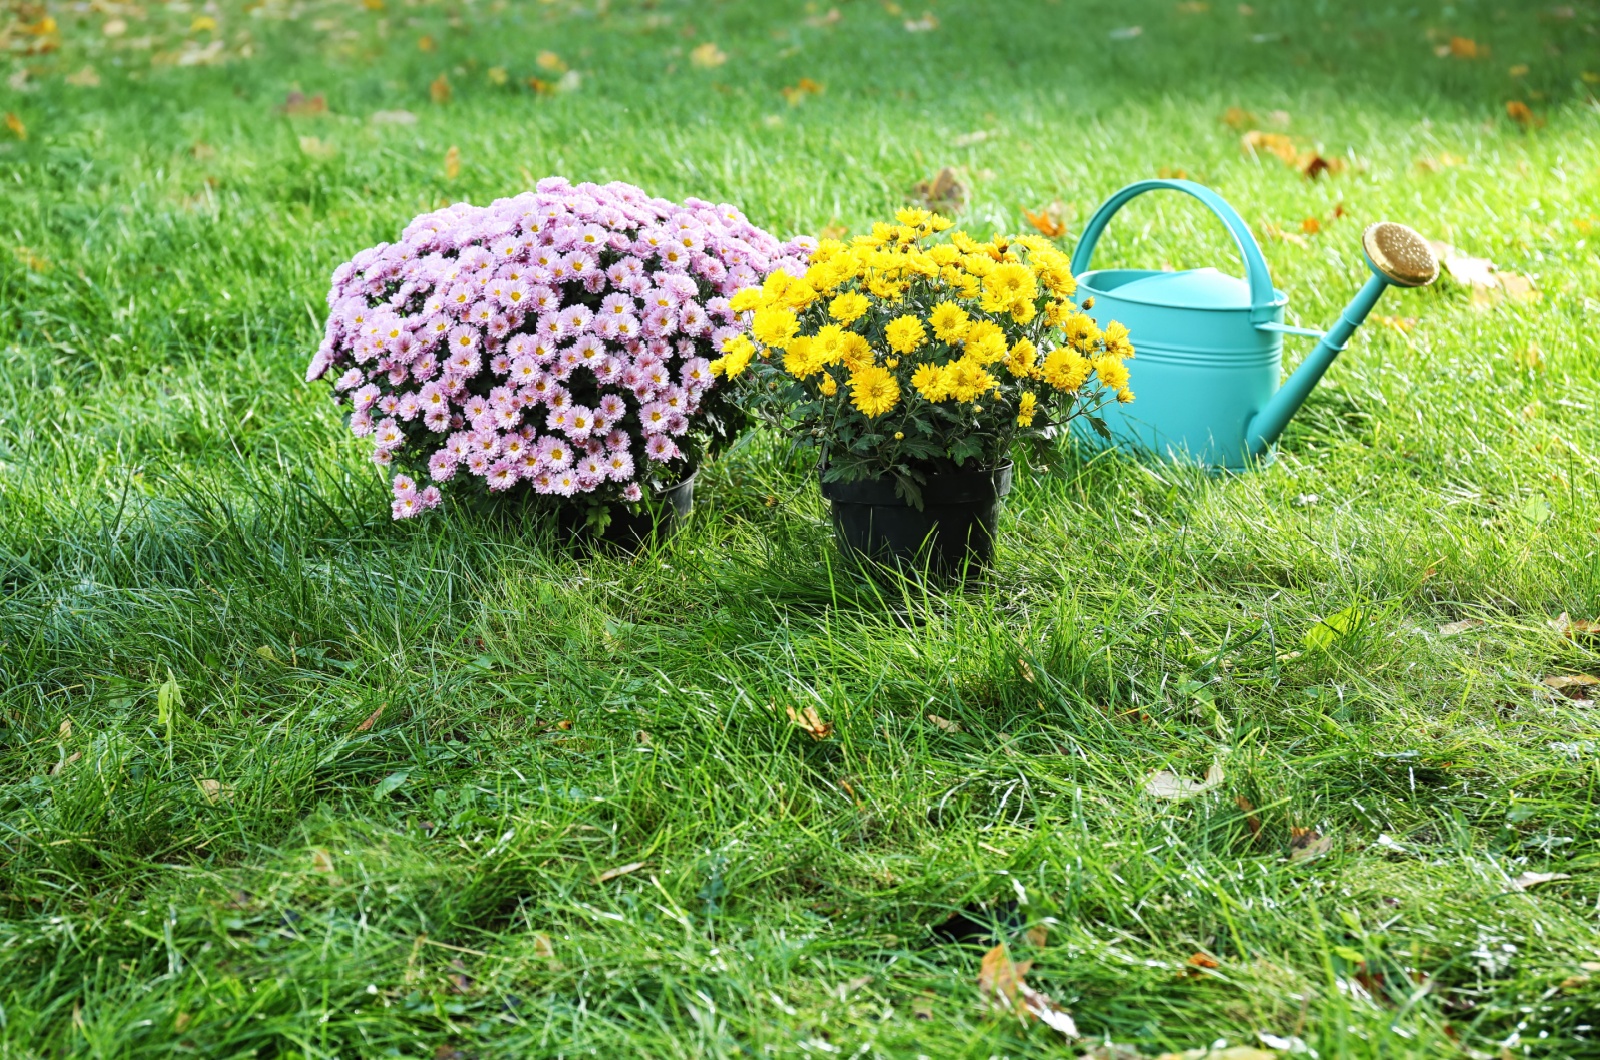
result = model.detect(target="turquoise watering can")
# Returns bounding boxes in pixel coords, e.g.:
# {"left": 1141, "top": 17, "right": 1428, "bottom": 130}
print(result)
{"left": 1069, "top": 179, "right": 1439, "bottom": 470}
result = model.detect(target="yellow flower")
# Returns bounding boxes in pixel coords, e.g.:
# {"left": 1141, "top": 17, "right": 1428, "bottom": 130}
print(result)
{"left": 782, "top": 336, "right": 823, "bottom": 378}
{"left": 947, "top": 359, "right": 997, "bottom": 402}
{"left": 1093, "top": 355, "right": 1130, "bottom": 391}
{"left": 884, "top": 314, "right": 927, "bottom": 355}
{"left": 1016, "top": 390, "right": 1038, "bottom": 426}
{"left": 927, "top": 213, "right": 953, "bottom": 232}
{"left": 709, "top": 333, "right": 756, "bottom": 377}
{"left": 895, "top": 207, "right": 931, "bottom": 228}
{"left": 963, "top": 321, "right": 1008, "bottom": 366}
{"left": 980, "top": 262, "right": 1037, "bottom": 313}
{"left": 819, "top": 375, "right": 838, "bottom": 396}
{"left": 730, "top": 288, "right": 763, "bottom": 312}
{"left": 1006, "top": 337, "right": 1037, "bottom": 377}
{"left": 839, "top": 332, "right": 873, "bottom": 371}
{"left": 1041, "top": 348, "right": 1092, "bottom": 391}
{"left": 829, "top": 291, "right": 870, "bottom": 324}
{"left": 752, "top": 307, "right": 800, "bottom": 349}
{"left": 894, "top": 431, "right": 905, "bottom": 440}
{"left": 1117, "top": 386, "right": 1135, "bottom": 403}
{"left": 811, "top": 323, "right": 849, "bottom": 365}
{"left": 911, "top": 362, "right": 950, "bottom": 401}
{"left": 1103, "top": 319, "right": 1134, "bottom": 358}
{"left": 848, "top": 364, "right": 901, "bottom": 417}
{"left": 928, "top": 301, "right": 970, "bottom": 342}
{"left": 1064, "top": 312, "right": 1101, "bottom": 350}
{"left": 1008, "top": 297, "right": 1037, "bottom": 325}
{"left": 928, "top": 244, "right": 961, "bottom": 267}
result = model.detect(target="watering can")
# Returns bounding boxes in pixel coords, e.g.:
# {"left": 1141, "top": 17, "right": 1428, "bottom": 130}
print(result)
{"left": 1068, "top": 179, "right": 1439, "bottom": 470}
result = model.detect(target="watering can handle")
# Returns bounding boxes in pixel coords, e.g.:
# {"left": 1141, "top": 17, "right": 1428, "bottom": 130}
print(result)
{"left": 1070, "top": 179, "right": 1279, "bottom": 322}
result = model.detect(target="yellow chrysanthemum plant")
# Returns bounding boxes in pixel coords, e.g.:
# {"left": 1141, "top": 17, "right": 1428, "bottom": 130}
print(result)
{"left": 711, "top": 209, "right": 1134, "bottom": 507}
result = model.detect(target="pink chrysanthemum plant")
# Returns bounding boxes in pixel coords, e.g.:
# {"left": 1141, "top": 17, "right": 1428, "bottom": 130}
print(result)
{"left": 307, "top": 177, "right": 811, "bottom": 523}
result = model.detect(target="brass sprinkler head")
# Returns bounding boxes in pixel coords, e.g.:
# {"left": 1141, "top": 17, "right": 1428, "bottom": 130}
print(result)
{"left": 1362, "top": 221, "right": 1440, "bottom": 288}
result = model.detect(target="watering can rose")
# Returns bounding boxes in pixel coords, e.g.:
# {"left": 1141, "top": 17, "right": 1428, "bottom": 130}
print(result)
{"left": 306, "top": 178, "right": 809, "bottom": 519}
{"left": 713, "top": 209, "right": 1134, "bottom": 495}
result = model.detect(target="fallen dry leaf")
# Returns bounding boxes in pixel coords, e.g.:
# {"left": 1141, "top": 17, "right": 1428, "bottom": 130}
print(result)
{"left": 926, "top": 713, "right": 960, "bottom": 732}
{"left": 536, "top": 50, "right": 567, "bottom": 73}
{"left": 1108, "top": 25, "right": 1142, "bottom": 39}
{"left": 1241, "top": 129, "right": 1298, "bottom": 164}
{"left": 1235, "top": 795, "right": 1262, "bottom": 839}
{"left": 532, "top": 932, "right": 563, "bottom": 970}
{"left": 1505, "top": 100, "right": 1542, "bottom": 127}
{"left": 59, "top": 718, "right": 72, "bottom": 739}
{"left": 1510, "top": 871, "right": 1570, "bottom": 891}
{"left": 65, "top": 66, "right": 100, "bottom": 87}
{"left": 1023, "top": 203, "right": 1068, "bottom": 239}
{"left": 1438, "top": 36, "right": 1485, "bottom": 59}
{"left": 1289, "top": 827, "right": 1334, "bottom": 862}
{"left": 1416, "top": 152, "right": 1464, "bottom": 172}
{"left": 1438, "top": 618, "right": 1483, "bottom": 636}
{"left": 430, "top": 75, "right": 452, "bottom": 105}
{"left": 912, "top": 992, "right": 935, "bottom": 1020}
{"left": 690, "top": 42, "right": 727, "bottom": 68}
{"left": 355, "top": 704, "right": 385, "bottom": 732}
{"left": 912, "top": 167, "right": 965, "bottom": 216}
{"left": 904, "top": 13, "right": 939, "bottom": 32}
{"left": 197, "top": 778, "right": 235, "bottom": 805}
{"left": 786, "top": 704, "right": 834, "bottom": 740}
{"left": 417, "top": 34, "right": 435, "bottom": 51}
{"left": 4, "top": 113, "right": 26, "bottom": 141}
{"left": 487, "top": 66, "right": 508, "bottom": 86}
{"left": 1543, "top": 674, "right": 1600, "bottom": 692}
{"left": 50, "top": 751, "right": 81, "bottom": 776}
{"left": 977, "top": 944, "right": 1079, "bottom": 1037}
{"left": 1221, "top": 106, "right": 1257, "bottom": 130}
{"left": 1300, "top": 152, "right": 1343, "bottom": 180}
{"left": 595, "top": 861, "right": 646, "bottom": 884}
{"left": 1157, "top": 1049, "right": 1278, "bottom": 1060}
{"left": 371, "top": 109, "right": 417, "bottom": 126}
{"left": 311, "top": 847, "right": 335, "bottom": 873}
{"left": 780, "top": 77, "right": 824, "bottom": 106}
{"left": 447, "top": 957, "right": 471, "bottom": 993}
{"left": 1024, "top": 924, "right": 1048, "bottom": 947}
{"left": 444, "top": 145, "right": 461, "bottom": 181}
{"left": 1143, "top": 760, "right": 1224, "bottom": 799}
{"left": 1301, "top": 216, "right": 1322, "bottom": 234}
{"left": 280, "top": 91, "right": 327, "bottom": 116}
{"left": 1187, "top": 951, "right": 1221, "bottom": 969}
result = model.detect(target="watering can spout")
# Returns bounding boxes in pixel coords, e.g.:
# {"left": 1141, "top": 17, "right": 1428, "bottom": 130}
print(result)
{"left": 1244, "top": 222, "right": 1439, "bottom": 458}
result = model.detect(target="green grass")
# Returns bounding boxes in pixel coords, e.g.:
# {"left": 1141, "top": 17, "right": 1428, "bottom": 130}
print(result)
{"left": 4, "top": 0, "right": 1600, "bottom": 1056}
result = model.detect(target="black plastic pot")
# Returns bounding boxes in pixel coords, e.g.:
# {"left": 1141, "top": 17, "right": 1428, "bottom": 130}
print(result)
{"left": 819, "top": 462, "right": 1013, "bottom": 577}
{"left": 556, "top": 472, "right": 695, "bottom": 551}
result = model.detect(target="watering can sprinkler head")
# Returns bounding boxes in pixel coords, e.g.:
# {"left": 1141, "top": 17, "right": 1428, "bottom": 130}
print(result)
{"left": 1361, "top": 222, "right": 1440, "bottom": 289}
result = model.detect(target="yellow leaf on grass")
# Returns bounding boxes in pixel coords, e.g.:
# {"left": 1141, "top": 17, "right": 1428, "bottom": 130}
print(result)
{"left": 1023, "top": 203, "right": 1068, "bottom": 239}
{"left": 780, "top": 77, "right": 824, "bottom": 105}
{"left": 417, "top": 34, "right": 435, "bottom": 51}
{"left": 785, "top": 705, "right": 833, "bottom": 740}
{"left": 1510, "top": 871, "right": 1570, "bottom": 891}
{"left": 1241, "top": 129, "right": 1298, "bottom": 164}
{"left": 926, "top": 713, "right": 960, "bottom": 732}
{"left": 311, "top": 847, "right": 335, "bottom": 873}
{"left": 487, "top": 66, "right": 508, "bottom": 86}
{"left": 190, "top": 15, "right": 217, "bottom": 32}
{"left": 1509, "top": 63, "right": 1530, "bottom": 77}
{"left": 354, "top": 704, "right": 385, "bottom": 732}
{"left": 1543, "top": 674, "right": 1600, "bottom": 692}
{"left": 536, "top": 50, "right": 567, "bottom": 73}
{"left": 690, "top": 42, "right": 727, "bottom": 68}
{"left": 1506, "top": 100, "right": 1540, "bottom": 127}
{"left": 65, "top": 66, "right": 101, "bottom": 87}
{"left": 280, "top": 91, "right": 328, "bottom": 116}
{"left": 1289, "top": 827, "right": 1334, "bottom": 861}
{"left": 595, "top": 861, "right": 646, "bottom": 884}
{"left": 444, "top": 145, "right": 460, "bottom": 181}
{"left": 298, "top": 136, "right": 336, "bottom": 160}
{"left": 1221, "top": 106, "right": 1257, "bottom": 130}
{"left": 4, "top": 113, "right": 26, "bottom": 141}
{"left": 430, "top": 74, "right": 452, "bottom": 105}
{"left": 197, "top": 778, "right": 236, "bottom": 804}
{"left": 1438, "top": 618, "right": 1483, "bottom": 635}
{"left": 977, "top": 944, "right": 1079, "bottom": 1037}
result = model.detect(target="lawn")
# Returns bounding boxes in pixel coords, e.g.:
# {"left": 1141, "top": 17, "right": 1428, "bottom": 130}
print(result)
{"left": 3, "top": 0, "right": 1600, "bottom": 1056}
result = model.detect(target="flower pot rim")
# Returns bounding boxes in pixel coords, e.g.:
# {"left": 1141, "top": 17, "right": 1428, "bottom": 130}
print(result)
{"left": 818, "top": 461, "right": 1014, "bottom": 507}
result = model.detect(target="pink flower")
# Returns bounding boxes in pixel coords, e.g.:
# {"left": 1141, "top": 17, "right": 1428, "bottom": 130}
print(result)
{"left": 621, "top": 482, "right": 643, "bottom": 503}
{"left": 644, "top": 435, "right": 681, "bottom": 462}
{"left": 604, "top": 449, "right": 634, "bottom": 481}
{"left": 429, "top": 450, "right": 458, "bottom": 480}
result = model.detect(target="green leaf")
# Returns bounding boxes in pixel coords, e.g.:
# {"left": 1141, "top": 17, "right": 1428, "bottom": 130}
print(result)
{"left": 1332, "top": 945, "right": 1367, "bottom": 964}
{"left": 1519, "top": 495, "right": 1552, "bottom": 525}
{"left": 374, "top": 770, "right": 410, "bottom": 799}
{"left": 1304, "top": 604, "right": 1367, "bottom": 651}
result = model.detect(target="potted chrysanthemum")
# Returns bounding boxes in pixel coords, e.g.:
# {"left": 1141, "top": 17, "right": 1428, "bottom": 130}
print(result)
{"left": 714, "top": 208, "right": 1134, "bottom": 573}
{"left": 306, "top": 177, "right": 810, "bottom": 544}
